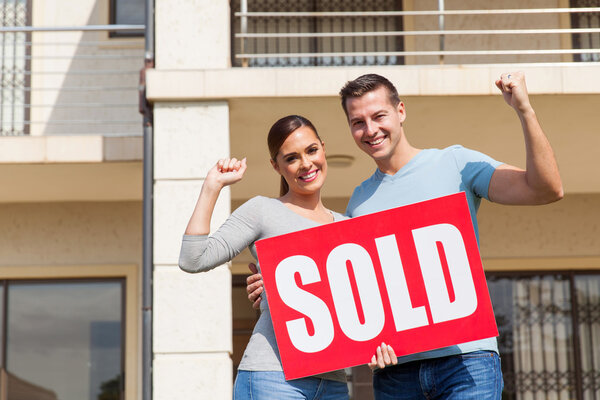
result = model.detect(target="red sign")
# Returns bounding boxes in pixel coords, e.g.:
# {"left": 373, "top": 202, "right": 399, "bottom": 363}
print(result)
{"left": 255, "top": 192, "right": 498, "bottom": 380}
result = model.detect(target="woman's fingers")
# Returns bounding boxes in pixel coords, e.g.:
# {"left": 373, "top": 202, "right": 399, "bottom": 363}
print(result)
{"left": 368, "top": 355, "right": 377, "bottom": 371}
{"left": 376, "top": 345, "right": 385, "bottom": 369}
{"left": 386, "top": 344, "right": 398, "bottom": 365}
{"left": 369, "top": 342, "right": 399, "bottom": 371}
{"left": 217, "top": 157, "right": 242, "bottom": 173}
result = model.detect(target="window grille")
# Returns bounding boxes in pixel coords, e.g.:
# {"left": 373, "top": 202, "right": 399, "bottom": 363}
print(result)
{"left": 571, "top": 0, "right": 600, "bottom": 61}
{"left": 231, "top": 0, "right": 404, "bottom": 67}
{"left": 488, "top": 272, "right": 600, "bottom": 400}
{"left": 0, "top": 0, "right": 30, "bottom": 135}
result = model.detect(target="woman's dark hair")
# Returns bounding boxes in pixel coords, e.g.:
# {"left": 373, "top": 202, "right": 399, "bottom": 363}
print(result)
{"left": 267, "top": 115, "right": 321, "bottom": 196}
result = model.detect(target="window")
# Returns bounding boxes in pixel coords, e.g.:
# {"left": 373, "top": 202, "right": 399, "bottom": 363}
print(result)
{"left": 570, "top": 0, "right": 600, "bottom": 62}
{"left": 487, "top": 272, "right": 600, "bottom": 400}
{"left": 110, "top": 0, "right": 145, "bottom": 37}
{"left": 0, "top": 0, "right": 30, "bottom": 135}
{"left": 231, "top": 0, "right": 404, "bottom": 67}
{"left": 0, "top": 279, "right": 125, "bottom": 400}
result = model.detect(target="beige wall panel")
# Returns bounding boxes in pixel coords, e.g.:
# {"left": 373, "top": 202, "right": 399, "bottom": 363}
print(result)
{"left": 153, "top": 353, "right": 232, "bottom": 400}
{"left": 0, "top": 162, "right": 143, "bottom": 203}
{"left": 479, "top": 194, "right": 600, "bottom": 259}
{"left": 153, "top": 265, "right": 232, "bottom": 353}
{"left": 153, "top": 180, "right": 231, "bottom": 265}
{"left": 0, "top": 201, "right": 141, "bottom": 266}
{"left": 154, "top": 102, "right": 230, "bottom": 180}
{"left": 155, "top": 0, "right": 230, "bottom": 69}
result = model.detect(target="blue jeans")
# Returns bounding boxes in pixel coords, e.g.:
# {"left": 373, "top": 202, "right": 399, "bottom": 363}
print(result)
{"left": 233, "top": 370, "right": 349, "bottom": 400}
{"left": 373, "top": 351, "right": 503, "bottom": 400}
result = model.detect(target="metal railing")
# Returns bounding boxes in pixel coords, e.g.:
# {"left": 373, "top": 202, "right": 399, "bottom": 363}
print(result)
{"left": 0, "top": 25, "right": 144, "bottom": 136}
{"left": 232, "top": 2, "right": 600, "bottom": 67}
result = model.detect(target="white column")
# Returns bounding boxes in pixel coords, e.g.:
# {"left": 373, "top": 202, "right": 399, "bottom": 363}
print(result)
{"left": 153, "top": 1, "right": 233, "bottom": 399}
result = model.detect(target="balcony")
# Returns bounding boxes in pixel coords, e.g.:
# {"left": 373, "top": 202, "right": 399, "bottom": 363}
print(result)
{"left": 0, "top": 25, "right": 145, "bottom": 203}
{"left": 0, "top": 25, "right": 144, "bottom": 137}
{"left": 231, "top": 1, "right": 600, "bottom": 67}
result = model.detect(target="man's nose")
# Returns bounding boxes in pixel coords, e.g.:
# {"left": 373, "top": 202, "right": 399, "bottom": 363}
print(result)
{"left": 365, "top": 120, "right": 378, "bottom": 136}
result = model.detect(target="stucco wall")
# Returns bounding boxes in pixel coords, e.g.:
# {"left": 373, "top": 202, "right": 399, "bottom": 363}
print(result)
{"left": 479, "top": 193, "right": 600, "bottom": 259}
{"left": 0, "top": 201, "right": 141, "bottom": 266}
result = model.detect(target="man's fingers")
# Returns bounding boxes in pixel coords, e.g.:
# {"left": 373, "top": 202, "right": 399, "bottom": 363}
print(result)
{"left": 252, "top": 296, "right": 262, "bottom": 310}
{"left": 247, "top": 286, "right": 263, "bottom": 301}
{"left": 494, "top": 79, "right": 503, "bottom": 91}
{"left": 246, "top": 272, "right": 262, "bottom": 287}
{"left": 246, "top": 280, "right": 263, "bottom": 295}
{"left": 248, "top": 262, "right": 258, "bottom": 274}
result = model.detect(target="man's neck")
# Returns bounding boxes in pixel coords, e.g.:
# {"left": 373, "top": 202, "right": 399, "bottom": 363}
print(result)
{"left": 376, "top": 144, "right": 421, "bottom": 176}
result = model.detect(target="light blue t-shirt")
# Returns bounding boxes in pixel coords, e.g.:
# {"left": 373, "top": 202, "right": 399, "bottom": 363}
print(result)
{"left": 346, "top": 145, "right": 503, "bottom": 364}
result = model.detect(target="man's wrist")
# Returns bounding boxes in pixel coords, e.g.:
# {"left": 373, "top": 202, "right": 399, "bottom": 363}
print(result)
{"left": 516, "top": 104, "right": 535, "bottom": 119}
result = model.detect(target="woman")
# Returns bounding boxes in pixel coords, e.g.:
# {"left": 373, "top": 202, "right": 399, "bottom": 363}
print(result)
{"left": 179, "top": 115, "right": 349, "bottom": 399}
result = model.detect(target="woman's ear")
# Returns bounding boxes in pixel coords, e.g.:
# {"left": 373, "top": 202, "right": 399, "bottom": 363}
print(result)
{"left": 270, "top": 158, "right": 280, "bottom": 173}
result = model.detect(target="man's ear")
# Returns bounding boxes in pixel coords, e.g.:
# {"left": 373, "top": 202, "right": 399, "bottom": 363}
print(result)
{"left": 397, "top": 101, "right": 406, "bottom": 123}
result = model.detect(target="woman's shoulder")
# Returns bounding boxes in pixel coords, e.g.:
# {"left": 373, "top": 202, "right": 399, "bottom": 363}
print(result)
{"left": 233, "top": 195, "right": 278, "bottom": 215}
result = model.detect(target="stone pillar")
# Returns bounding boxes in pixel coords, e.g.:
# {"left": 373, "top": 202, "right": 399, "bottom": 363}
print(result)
{"left": 152, "top": 1, "right": 232, "bottom": 399}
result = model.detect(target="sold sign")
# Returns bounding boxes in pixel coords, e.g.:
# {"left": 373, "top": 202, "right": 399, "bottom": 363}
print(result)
{"left": 255, "top": 192, "right": 498, "bottom": 380}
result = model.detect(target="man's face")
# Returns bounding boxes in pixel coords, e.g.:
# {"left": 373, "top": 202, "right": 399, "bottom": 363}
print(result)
{"left": 345, "top": 86, "right": 406, "bottom": 164}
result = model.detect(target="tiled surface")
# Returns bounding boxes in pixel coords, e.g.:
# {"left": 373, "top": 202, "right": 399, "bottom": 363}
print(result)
{"left": 153, "top": 265, "right": 232, "bottom": 353}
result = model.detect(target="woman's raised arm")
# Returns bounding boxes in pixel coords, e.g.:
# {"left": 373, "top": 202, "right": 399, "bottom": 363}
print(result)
{"left": 185, "top": 157, "right": 247, "bottom": 235}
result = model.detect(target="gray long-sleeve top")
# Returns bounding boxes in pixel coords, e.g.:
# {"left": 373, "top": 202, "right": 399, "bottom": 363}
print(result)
{"left": 179, "top": 196, "right": 348, "bottom": 382}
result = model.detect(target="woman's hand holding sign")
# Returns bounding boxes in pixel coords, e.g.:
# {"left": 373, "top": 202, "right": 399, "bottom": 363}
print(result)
{"left": 368, "top": 342, "right": 398, "bottom": 371}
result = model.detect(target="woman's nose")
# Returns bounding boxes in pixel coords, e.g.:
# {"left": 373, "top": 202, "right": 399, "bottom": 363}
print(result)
{"left": 300, "top": 155, "right": 312, "bottom": 168}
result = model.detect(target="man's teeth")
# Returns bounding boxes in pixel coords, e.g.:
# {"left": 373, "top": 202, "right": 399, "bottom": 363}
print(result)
{"left": 301, "top": 171, "right": 317, "bottom": 180}
{"left": 368, "top": 137, "right": 384, "bottom": 145}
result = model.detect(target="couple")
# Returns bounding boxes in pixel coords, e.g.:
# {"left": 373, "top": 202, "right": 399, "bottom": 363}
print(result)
{"left": 179, "top": 72, "right": 563, "bottom": 400}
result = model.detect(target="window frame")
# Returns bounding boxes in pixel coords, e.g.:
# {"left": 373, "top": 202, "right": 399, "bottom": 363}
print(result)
{"left": 109, "top": 0, "right": 145, "bottom": 38}
{"left": 0, "top": 264, "right": 139, "bottom": 400}
{"left": 484, "top": 256, "right": 600, "bottom": 400}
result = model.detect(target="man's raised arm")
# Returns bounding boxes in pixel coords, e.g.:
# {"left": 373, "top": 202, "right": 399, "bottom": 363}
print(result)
{"left": 488, "top": 72, "right": 563, "bottom": 205}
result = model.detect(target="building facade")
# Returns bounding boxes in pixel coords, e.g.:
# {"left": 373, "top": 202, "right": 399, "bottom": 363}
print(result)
{"left": 1, "top": 0, "right": 599, "bottom": 399}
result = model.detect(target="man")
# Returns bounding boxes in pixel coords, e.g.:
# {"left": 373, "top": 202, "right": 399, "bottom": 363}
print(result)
{"left": 247, "top": 72, "right": 563, "bottom": 399}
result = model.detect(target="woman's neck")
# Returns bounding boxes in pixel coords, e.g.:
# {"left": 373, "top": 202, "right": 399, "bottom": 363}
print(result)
{"left": 279, "top": 190, "right": 333, "bottom": 223}
{"left": 280, "top": 190, "right": 323, "bottom": 211}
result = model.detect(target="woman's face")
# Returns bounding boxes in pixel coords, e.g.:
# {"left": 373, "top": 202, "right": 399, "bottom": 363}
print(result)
{"left": 272, "top": 125, "right": 327, "bottom": 196}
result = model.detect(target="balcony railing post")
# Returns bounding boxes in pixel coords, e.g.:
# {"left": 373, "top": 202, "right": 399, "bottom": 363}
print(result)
{"left": 438, "top": 0, "right": 445, "bottom": 65}
{"left": 241, "top": 0, "right": 249, "bottom": 67}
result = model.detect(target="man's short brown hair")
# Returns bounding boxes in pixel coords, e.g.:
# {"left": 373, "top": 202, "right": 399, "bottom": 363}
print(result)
{"left": 339, "top": 74, "right": 401, "bottom": 116}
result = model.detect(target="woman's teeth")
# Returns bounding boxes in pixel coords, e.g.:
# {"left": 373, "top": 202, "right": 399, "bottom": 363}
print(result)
{"left": 300, "top": 171, "right": 317, "bottom": 180}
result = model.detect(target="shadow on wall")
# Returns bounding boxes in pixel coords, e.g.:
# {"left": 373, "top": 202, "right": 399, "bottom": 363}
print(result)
{"left": 38, "top": 2, "right": 143, "bottom": 136}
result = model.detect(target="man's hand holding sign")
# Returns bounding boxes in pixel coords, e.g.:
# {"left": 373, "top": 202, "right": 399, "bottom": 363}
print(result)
{"left": 255, "top": 192, "right": 498, "bottom": 380}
